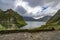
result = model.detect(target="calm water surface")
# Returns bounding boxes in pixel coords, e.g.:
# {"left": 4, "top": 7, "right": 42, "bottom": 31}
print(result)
{"left": 20, "top": 21, "right": 46, "bottom": 29}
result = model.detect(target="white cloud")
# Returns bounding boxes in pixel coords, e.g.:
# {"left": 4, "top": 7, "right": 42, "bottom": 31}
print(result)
{"left": 33, "top": 16, "right": 44, "bottom": 19}
{"left": 0, "top": 0, "right": 60, "bottom": 19}
{"left": 55, "top": 3, "right": 60, "bottom": 10}
{"left": 42, "top": 7, "right": 57, "bottom": 16}
{"left": 42, "top": 2, "right": 60, "bottom": 16}
{"left": 43, "top": 1, "right": 55, "bottom": 7}
{"left": 15, "top": 0, "right": 42, "bottom": 17}
{"left": 14, "top": 0, "right": 60, "bottom": 19}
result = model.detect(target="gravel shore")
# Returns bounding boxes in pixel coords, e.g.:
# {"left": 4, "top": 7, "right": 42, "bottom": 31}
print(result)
{"left": 0, "top": 31, "right": 60, "bottom": 40}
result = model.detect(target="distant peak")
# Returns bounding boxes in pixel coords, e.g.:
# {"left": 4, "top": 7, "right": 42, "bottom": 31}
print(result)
{"left": 6, "top": 9, "right": 14, "bottom": 12}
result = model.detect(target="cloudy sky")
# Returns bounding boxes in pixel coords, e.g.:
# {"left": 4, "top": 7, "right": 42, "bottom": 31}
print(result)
{"left": 0, "top": 0, "right": 60, "bottom": 19}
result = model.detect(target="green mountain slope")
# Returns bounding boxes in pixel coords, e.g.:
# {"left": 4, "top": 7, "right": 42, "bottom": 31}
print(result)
{"left": 0, "top": 9, "right": 26, "bottom": 30}
{"left": 31, "top": 10, "right": 60, "bottom": 31}
{"left": 39, "top": 10, "right": 60, "bottom": 30}
{"left": 47, "top": 10, "right": 60, "bottom": 24}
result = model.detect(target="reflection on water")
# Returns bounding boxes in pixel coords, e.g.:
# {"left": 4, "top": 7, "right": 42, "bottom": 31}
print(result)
{"left": 20, "top": 21, "right": 46, "bottom": 29}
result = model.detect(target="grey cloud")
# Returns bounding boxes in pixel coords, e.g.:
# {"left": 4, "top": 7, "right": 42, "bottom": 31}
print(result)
{"left": 23, "top": 0, "right": 44, "bottom": 7}
{"left": 16, "top": 6, "right": 27, "bottom": 14}
{"left": 0, "top": 0, "right": 15, "bottom": 10}
{"left": 42, "top": 0, "right": 60, "bottom": 7}
{"left": 23, "top": 0, "right": 60, "bottom": 7}
{"left": 0, "top": 0, "right": 60, "bottom": 18}
{"left": 42, "top": 0, "right": 60, "bottom": 3}
{"left": 0, "top": 0, "right": 27, "bottom": 15}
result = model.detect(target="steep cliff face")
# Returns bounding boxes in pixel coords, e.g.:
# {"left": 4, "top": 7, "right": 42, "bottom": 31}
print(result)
{"left": 0, "top": 9, "right": 26, "bottom": 30}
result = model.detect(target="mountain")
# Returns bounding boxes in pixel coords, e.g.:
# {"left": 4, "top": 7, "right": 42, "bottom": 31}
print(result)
{"left": 23, "top": 16, "right": 51, "bottom": 22}
{"left": 0, "top": 9, "right": 26, "bottom": 30}
{"left": 39, "top": 16, "right": 51, "bottom": 22}
{"left": 39, "top": 10, "right": 60, "bottom": 30}
{"left": 47, "top": 10, "right": 60, "bottom": 24}
{"left": 23, "top": 17, "right": 35, "bottom": 21}
{"left": 31, "top": 10, "right": 60, "bottom": 30}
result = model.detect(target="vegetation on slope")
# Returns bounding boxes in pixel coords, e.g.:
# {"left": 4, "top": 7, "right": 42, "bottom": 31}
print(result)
{"left": 31, "top": 10, "right": 60, "bottom": 31}
{"left": 0, "top": 9, "right": 26, "bottom": 30}
{"left": 39, "top": 10, "right": 60, "bottom": 30}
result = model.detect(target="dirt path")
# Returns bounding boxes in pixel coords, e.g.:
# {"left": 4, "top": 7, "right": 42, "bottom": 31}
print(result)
{"left": 0, "top": 31, "right": 60, "bottom": 40}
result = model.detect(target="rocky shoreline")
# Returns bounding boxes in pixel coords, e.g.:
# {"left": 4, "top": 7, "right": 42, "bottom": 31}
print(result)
{"left": 0, "top": 31, "right": 60, "bottom": 40}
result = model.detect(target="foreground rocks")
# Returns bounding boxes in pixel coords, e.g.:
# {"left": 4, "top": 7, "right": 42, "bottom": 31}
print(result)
{"left": 0, "top": 31, "right": 60, "bottom": 40}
